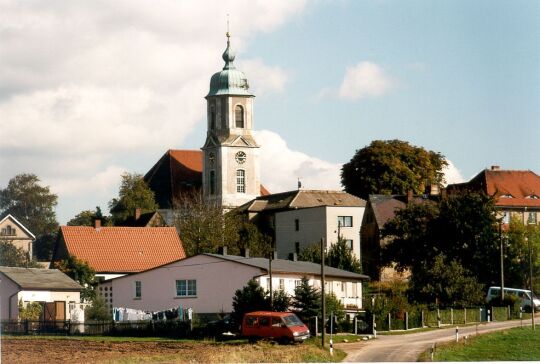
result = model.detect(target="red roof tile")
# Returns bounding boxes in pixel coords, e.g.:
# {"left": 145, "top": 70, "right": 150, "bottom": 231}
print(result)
{"left": 59, "top": 226, "right": 186, "bottom": 273}
{"left": 448, "top": 169, "right": 540, "bottom": 208}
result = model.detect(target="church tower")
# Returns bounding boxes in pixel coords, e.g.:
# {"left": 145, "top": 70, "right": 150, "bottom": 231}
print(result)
{"left": 202, "top": 33, "right": 261, "bottom": 209}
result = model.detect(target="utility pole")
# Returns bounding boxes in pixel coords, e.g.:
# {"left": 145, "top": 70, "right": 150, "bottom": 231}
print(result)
{"left": 321, "top": 237, "right": 326, "bottom": 348}
{"left": 269, "top": 251, "right": 273, "bottom": 309}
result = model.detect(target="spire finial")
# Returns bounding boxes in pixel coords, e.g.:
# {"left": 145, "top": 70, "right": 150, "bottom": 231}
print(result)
{"left": 222, "top": 14, "right": 235, "bottom": 69}
{"left": 226, "top": 14, "right": 230, "bottom": 39}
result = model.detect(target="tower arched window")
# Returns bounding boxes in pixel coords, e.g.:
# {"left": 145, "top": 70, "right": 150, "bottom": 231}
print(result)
{"left": 210, "top": 105, "right": 216, "bottom": 130}
{"left": 235, "top": 105, "right": 244, "bottom": 128}
{"left": 236, "top": 169, "right": 246, "bottom": 193}
{"left": 210, "top": 170, "right": 216, "bottom": 195}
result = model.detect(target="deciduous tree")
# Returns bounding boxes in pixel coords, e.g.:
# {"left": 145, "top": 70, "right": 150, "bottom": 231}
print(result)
{"left": 109, "top": 173, "right": 158, "bottom": 225}
{"left": 53, "top": 256, "right": 96, "bottom": 301}
{"left": 341, "top": 140, "right": 447, "bottom": 199}
{"left": 68, "top": 207, "right": 110, "bottom": 226}
{"left": 0, "top": 240, "right": 41, "bottom": 268}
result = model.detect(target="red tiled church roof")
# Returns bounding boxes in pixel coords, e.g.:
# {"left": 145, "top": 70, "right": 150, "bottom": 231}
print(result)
{"left": 145, "top": 149, "right": 270, "bottom": 209}
{"left": 447, "top": 168, "right": 540, "bottom": 208}
{"left": 58, "top": 226, "right": 186, "bottom": 273}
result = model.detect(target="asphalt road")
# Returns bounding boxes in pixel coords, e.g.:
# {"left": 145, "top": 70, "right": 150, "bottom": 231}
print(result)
{"left": 336, "top": 318, "right": 533, "bottom": 362}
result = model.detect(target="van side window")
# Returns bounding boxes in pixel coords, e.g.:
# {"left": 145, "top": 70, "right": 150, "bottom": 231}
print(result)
{"left": 260, "top": 317, "right": 270, "bottom": 326}
{"left": 271, "top": 317, "right": 281, "bottom": 327}
{"left": 246, "top": 316, "right": 257, "bottom": 327}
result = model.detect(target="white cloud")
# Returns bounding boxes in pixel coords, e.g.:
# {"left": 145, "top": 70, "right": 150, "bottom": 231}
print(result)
{"left": 240, "top": 59, "right": 289, "bottom": 95}
{"left": 338, "top": 61, "right": 394, "bottom": 100}
{"left": 255, "top": 130, "right": 342, "bottom": 193}
{"left": 0, "top": 1, "right": 307, "bottom": 223}
{"left": 443, "top": 159, "right": 465, "bottom": 185}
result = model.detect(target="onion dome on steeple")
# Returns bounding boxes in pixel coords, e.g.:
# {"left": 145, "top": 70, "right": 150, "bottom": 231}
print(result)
{"left": 207, "top": 32, "right": 253, "bottom": 97}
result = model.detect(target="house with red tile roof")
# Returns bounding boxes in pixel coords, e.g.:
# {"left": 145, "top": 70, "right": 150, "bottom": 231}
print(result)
{"left": 447, "top": 166, "right": 540, "bottom": 226}
{"left": 52, "top": 222, "right": 186, "bottom": 280}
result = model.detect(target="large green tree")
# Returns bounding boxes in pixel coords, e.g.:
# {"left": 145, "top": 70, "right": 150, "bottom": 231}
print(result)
{"left": 0, "top": 173, "right": 59, "bottom": 237}
{"left": 341, "top": 140, "right": 447, "bottom": 199}
{"left": 298, "top": 238, "right": 361, "bottom": 273}
{"left": 231, "top": 279, "right": 270, "bottom": 326}
{"left": 505, "top": 217, "right": 540, "bottom": 292}
{"left": 381, "top": 192, "right": 501, "bottom": 303}
{"left": 109, "top": 173, "right": 158, "bottom": 225}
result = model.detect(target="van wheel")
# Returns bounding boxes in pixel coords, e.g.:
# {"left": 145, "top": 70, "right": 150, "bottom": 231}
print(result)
{"left": 279, "top": 337, "right": 291, "bottom": 345}
{"left": 248, "top": 336, "right": 257, "bottom": 344}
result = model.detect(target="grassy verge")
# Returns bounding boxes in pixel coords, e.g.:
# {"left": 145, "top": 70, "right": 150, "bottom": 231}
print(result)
{"left": 419, "top": 327, "right": 540, "bottom": 361}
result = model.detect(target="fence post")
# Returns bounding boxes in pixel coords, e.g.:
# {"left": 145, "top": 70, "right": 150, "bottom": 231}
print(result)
{"left": 451, "top": 308, "right": 454, "bottom": 325}
{"left": 388, "top": 313, "right": 392, "bottom": 331}
{"left": 405, "top": 311, "right": 409, "bottom": 330}
{"left": 373, "top": 314, "right": 377, "bottom": 337}
{"left": 507, "top": 305, "right": 511, "bottom": 320}
{"left": 455, "top": 326, "right": 459, "bottom": 342}
{"left": 479, "top": 308, "right": 482, "bottom": 323}
{"left": 24, "top": 319, "right": 29, "bottom": 334}
{"left": 354, "top": 316, "right": 357, "bottom": 335}
{"left": 421, "top": 310, "right": 425, "bottom": 327}
{"left": 464, "top": 308, "right": 467, "bottom": 324}
{"left": 437, "top": 309, "right": 441, "bottom": 328}
{"left": 315, "top": 316, "right": 318, "bottom": 337}
{"left": 487, "top": 308, "right": 491, "bottom": 323}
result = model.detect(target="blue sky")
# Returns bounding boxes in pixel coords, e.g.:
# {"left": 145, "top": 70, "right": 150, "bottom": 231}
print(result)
{"left": 0, "top": 1, "right": 538, "bottom": 224}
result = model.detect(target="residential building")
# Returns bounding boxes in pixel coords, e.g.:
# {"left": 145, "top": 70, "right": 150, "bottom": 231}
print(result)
{"left": 361, "top": 193, "right": 438, "bottom": 281}
{"left": 0, "top": 214, "right": 35, "bottom": 258}
{"left": 100, "top": 251, "right": 369, "bottom": 319}
{"left": 447, "top": 166, "right": 540, "bottom": 226}
{"left": 52, "top": 222, "right": 186, "bottom": 281}
{"left": 237, "top": 190, "right": 366, "bottom": 260}
{"left": 0, "top": 266, "right": 82, "bottom": 320}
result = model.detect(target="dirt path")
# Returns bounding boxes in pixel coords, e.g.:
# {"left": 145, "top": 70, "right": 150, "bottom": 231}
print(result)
{"left": 336, "top": 319, "right": 532, "bottom": 362}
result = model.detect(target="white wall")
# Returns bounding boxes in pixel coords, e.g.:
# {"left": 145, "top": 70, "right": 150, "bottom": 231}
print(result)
{"left": 108, "top": 255, "right": 263, "bottom": 313}
{"left": 0, "top": 274, "right": 20, "bottom": 319}
{"left": 275, "top": 205, "right": 365, "bottom": 260}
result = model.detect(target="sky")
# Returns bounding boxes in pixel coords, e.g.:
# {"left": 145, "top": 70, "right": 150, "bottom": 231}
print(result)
{"left": 1, "top": 0, "right": 539, "bottom": 224}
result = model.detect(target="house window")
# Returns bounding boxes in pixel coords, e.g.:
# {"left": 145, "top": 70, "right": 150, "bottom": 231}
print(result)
{"left": 528, "top": 212, "right": 538, "bottom": 224}
{"left": 338, "top": 216, "right": 353, "bottom": 227}
{"left": 210, "top": 170, "right": 216, "bottom": 195}
{"left": 279, "top": 279, "right": 285, "bottom": 291}
{"left": 502, "top": 211, "right": 510, "bottom": 224}
{"left": 295, "top": 242, "right": 300, "bottom": 254}
{"left": 134, "top": 281, "right": 141, "bottom": 299}
{"left": 235, "top": 105, "right": 244, "bottom": 128}
{"left": 295, "top": 219, "right": 299, "bottom": 231}
{"left": 294, "top": 280, "right": 302, "bottom": 287}
{"left": 344, "top": 239, "right": 353, "bottom": 250}
{"left": 236, "top": 169, "right": 246, "bottom": 193}
{"left": 176, "top": 279, "right": 197, "bottom": 297}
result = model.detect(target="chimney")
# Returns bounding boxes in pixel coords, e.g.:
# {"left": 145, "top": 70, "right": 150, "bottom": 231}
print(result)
{"left": 218, "top": 246, "right": 228, "bottom": 256}
{"left": 135, "top": 207, "right": 142, "bottom": 220}
{"left": 406, "top": 190, "right": 414, "bottom": 204}
{"left": 241, "top": 248, "right": 250, "bottom": 258}
{"left": 94, "top": 219, "right": 101, "bottom": 229}
{"left": 491, "top": 165, "right": 501, "bottom": 171}
{"left": 288, "top": 252, "right": 298, "bottom": 262}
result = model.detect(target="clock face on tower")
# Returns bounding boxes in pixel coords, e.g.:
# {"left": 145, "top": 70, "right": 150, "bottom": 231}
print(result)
{"left": 235, "top": 151, "right": 246, "bottom": 164}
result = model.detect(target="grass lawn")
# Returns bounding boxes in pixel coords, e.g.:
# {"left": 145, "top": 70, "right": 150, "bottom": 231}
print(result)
{"left": 429, "top": 327, "right": 540, "bottom": 361}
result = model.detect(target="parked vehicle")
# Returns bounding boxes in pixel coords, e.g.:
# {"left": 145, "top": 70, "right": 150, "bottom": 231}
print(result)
{"left": 242, "top": 311, "right": 310, "bottom": 343}
{"left": 486, "top": 286, "right": 540, "bottom": 311}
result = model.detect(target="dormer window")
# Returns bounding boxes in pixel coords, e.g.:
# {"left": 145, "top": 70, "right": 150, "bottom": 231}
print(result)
{"left": 500, "top": 194, "right": 513, "bottom": 198}
{"left": 526, "top": 195, "right": 539, "bottom": 199}
{"left": 235, "top": 105, "right": 244, "bottom": 128}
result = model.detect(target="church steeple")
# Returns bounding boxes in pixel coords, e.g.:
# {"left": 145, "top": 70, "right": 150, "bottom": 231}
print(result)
{"left": 202, "top": 32, "right": 261, "bottom": 210}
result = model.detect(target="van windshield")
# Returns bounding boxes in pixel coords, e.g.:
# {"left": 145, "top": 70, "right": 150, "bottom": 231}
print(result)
{"left": 282, "top": 314, "right": 303, "bottom": 327}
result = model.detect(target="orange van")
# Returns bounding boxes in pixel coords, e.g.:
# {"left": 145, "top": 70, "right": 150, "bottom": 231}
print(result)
{"left": 242, "top": 311, "right": 310, "bottom": 343}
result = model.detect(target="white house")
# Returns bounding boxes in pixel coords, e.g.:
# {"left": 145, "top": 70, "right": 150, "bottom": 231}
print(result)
{"left": 0, "top": 214, "right": 36, "bottom": 258}
{"left": 238, "top": 190, "right": 366, "bottom": 260}
{"left": 100, "top": 251, "right": 369, "bottom": 319}
{"left": 0, "top": 267, "right": 83, "bottom": 321}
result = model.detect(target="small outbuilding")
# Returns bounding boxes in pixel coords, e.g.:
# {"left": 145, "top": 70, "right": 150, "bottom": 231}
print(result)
{"left": 0, "top": 266, "right": 83, "bottom": 321}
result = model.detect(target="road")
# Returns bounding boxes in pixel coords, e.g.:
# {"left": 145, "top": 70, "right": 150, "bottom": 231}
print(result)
{"left": 336, "top": 318, "right": 533, "bottom": 362}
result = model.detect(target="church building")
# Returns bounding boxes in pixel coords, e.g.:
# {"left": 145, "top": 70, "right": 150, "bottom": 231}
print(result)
{"left": 144, "top": 33, "right": 267, "bottom": 219}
